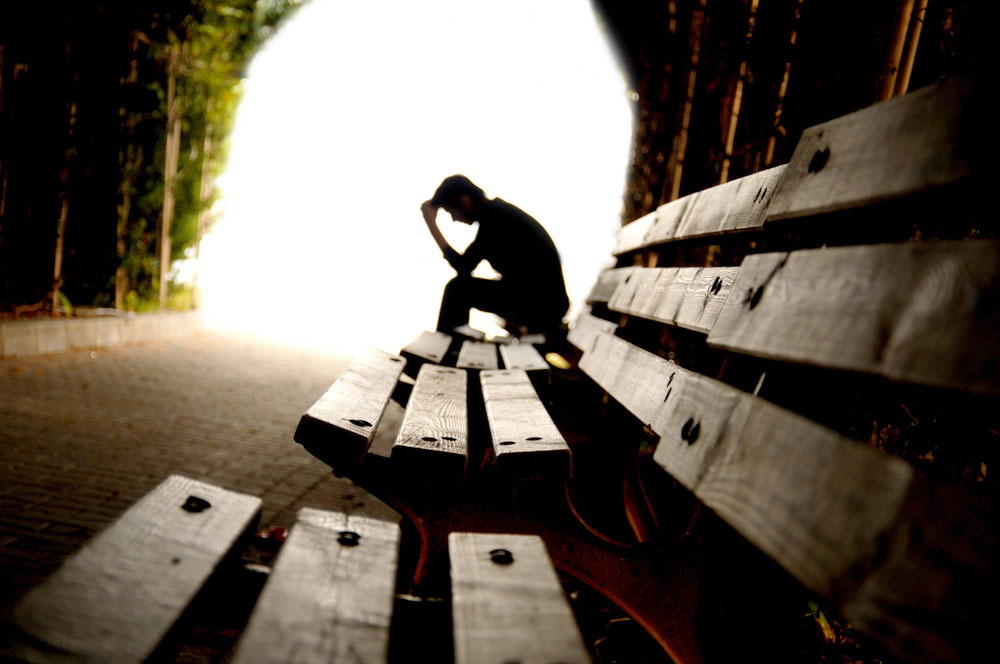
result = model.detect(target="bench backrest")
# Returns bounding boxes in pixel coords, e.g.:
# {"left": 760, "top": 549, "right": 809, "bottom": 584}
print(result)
{"left": 573, "top": 74, "right": 995, "bottom": 664}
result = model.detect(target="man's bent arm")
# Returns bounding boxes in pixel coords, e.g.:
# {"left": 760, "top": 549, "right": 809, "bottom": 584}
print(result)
{"left": 421, "top": 201, "right": 476, "bottom": 274}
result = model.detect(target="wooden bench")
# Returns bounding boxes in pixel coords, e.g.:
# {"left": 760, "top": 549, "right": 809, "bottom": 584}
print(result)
{"left": 7, "top": 75, "right": 994, "bottom": 663}
{"left": 4, "top": 474, "right": 591, "bottom": 663}
{"left": 290, "top": 74, "right": 996, "bottom": 664}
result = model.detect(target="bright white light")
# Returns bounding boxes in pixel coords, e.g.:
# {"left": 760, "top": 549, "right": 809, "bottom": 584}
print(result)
{"left": 199, "top": 0, "right": 632, "bottom": 356}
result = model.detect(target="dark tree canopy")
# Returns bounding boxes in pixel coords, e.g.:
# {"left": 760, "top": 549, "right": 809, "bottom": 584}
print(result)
{"left": 0, "top": 1, "right": 300, "bottom": 313}
{"left": 591, "top": 0, "right": 991, "bottom": 223}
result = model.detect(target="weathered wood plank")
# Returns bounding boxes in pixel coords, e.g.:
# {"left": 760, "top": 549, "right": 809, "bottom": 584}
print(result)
{"left": 581, "top": 332, "right": 915, "bottom": 595}
{"left": 518, "top": 332, "right": 546, "bottom": 345}
{"left": 452, "top": 323, "right": 486, "bottom": 341}
{"left": 612, "top": 210, "right": 656, "bottom": 255}
{"left": 671, "top": 165, "right": 787, "bottom": 240}
{"left": 767, "top": 76, "right": 977, "bottom": 221}
{"left": 480, "top": 370, "right": 571, "bottom": 479}
{"left": 707, "top": 240, "right": 1000, "bottom": 395}
{"left": 400, "top": 330, "right": 452, "bottom": 377}
{"left": 391, "top": 364, "right": 468, "bottom": 479}
{"left": 579, "top": 331, "right": 689, "bottom": 437}
{"left": 456, "top": 341, "right": 498, "bottom": 370}
{"left": 612, "top": 166, "right": 785, "bottom": 254}
{"left": 567, "top": 310, "right": 617, "bottom": 353}
{"left": 294, "top": 347, "right": 406, "bottom": 472}
{"left": 607, "top": 266, "right": 740, "bottom": 334}
{"left": 231, "top": 509, "right": 401, "bottom": 664}
{"left": 449, "top": 532, "right": 589, "bottom": 664}
{"left": 581, "top": 332, "right": 995, "bottom": 662}
{"left": 8, "top": 475, "right": 261, "bottom": 663}
{"left": 585, "top": 267, "right": 634, "bottom": 305}
{"left": 499, "top": 343, "right": 548, "bottom": 371}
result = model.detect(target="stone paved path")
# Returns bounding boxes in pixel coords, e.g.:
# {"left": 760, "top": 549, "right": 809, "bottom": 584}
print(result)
{"left": 0, "top": 332, "right": 393, "bottom": 614}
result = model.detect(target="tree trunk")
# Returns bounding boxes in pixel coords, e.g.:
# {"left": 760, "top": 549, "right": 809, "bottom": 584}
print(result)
{"left": 116, "top": 40, "right": 141, "bottom": 310}
{"left": 159, "top": 44, "right": 181, "bottom": 309}
{"left": 894, "top": 0, "right": 928, "bottom": 96}
{"left": 719, "top": 0, "right": 760, "bottom": 184}
{"left": 191, "top": 124, "right": 213, "bottom": 309}
{"left": 765, "top": 0, "right": 805, "bottom": 167}
{"left": 53, "top": 101, "right": 77, "bottom": 316}
{"left": 668, "top": 0, "right": 707, "bottom": 201}
{"left": 875, "top": 0, "right": 917, "bottom": 101}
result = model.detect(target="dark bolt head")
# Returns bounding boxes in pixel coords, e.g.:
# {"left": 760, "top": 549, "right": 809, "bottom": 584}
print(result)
{"left": 182, "top": 496, "right": 212, "bottom": 513}
{"left": 337, "top": 531, "right": 361, "bottom": 547}
{"left": 681, "top": 418, "right": 701, "bottom": 445}
{"left": 490, "top": 548, "right": 514, "bottom": 565}
{"left": 749, "top": 286, "right": 764, "bottom": 310}
{"left": 349, "top": 419, "right": 373, "bottom": 428}
{"left": 710, "top": 276, "right": 723, "bottom": 295}
{"left": 807, "top": 147, "right": 830, "bottom": 173}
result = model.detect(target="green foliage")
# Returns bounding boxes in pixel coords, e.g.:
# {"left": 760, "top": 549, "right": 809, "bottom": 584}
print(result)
{"left": 117, "top": 0, "right": 302, "bottom": 310}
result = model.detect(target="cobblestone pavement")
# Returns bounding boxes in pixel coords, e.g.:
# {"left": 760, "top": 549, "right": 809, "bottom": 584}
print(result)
{"left": 0, "top": 332, "right": 393, "bottom": 614}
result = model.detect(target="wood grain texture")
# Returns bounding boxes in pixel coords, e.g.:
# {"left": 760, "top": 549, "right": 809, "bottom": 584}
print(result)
{"left": 9, "top": 475, "right": 262, "bottom": 663}
{"left": 294, "top": 347, "right": 406, "bottom": 471}
{"left": 499, "top": 343, "right": 548, "bottom": 371}
{"left": 612, "top": 166, "right": 785, "bottom": 254}
{"left": 456, "top": 341, "right": 498, "bottom": 370}
{"left": 452, "top": 323, "right": 486, "bottom": 341}
{"left": 707, "top": 240, "right": 1000, "bottom": 395}
{"left": 391, "top": 364, "right": 469, "bottom": 479}
{"left": 449, "top": 532, "right": 589, "bottom": 664}
{"left": 586, "top": 267, "right": 634, "bottom": 305}
{"left": 608, "top": 266, "right": 741, "bottom": 334}
{"left": 231, "top": 509, "right": 401, "bottom": 664}
{"left": 567, "top": 310, "right": 617, "bottom": 353}
{"left": 767, "top": 76, "right": 976, "bottom": 221}
{"left": 670, "top": 165, "right": 786, "bottom": 240}
{"left": 480, "top": 370, "right": 571, "bottom": 479}
{"left": 400, "top": 330, "right": 452, "bottom": 376}
{"left": 580, "top": 332, "right": 993, "bottom": 660}
{"left": 612, "top": 210, "right": 656, "bottom": 255}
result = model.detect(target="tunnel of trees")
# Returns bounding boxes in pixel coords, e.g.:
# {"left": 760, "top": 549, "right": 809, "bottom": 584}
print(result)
{"left": 0, "top": 1, "right": 988, "bottom": 315}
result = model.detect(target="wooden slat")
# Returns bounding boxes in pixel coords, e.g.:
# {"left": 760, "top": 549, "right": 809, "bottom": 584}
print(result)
{"left": 231, "top": 509, "right": 400, "bottom": 664}
{"left": 767, "top": 76, "right": 977, "bottom": 221}
{"left": 480, "top": 370, "right": 571, "bottom": 479}
{"left": 580, "top": 332, "right": 996, "bottom": 661}
{"left": 707, "top": 240, "right": 1000, "bottom": 396}
{"left": 452, "top": 323, "right": 486, "bottom": 341}
{"left": 585, "top": 267, "right": 634, "bottom": 305}
{"left": 518, "top": 332, "right": 546, "bottom": 345}
{"left": 612, "top": 166, "right": 785, "bottom": 254}
{"left": 499, "top": 343, "right": 548, "bottom": 371}
{"left": 456, "top": 340, "right": 498, "bottom": 370}
{"left": 580, "top": 333, "right": 915, "bottom": 596}
{"left": 8, "top": 475, "right": 261, "bottom": 663}
{"left": 391, "top": 364, "right": 469, "bottom": 479}
{"left": 400, "top": 330, "right": 452, "bottom": 376}
{"left": 567, "top": 310, "right": 617, "bottom": 353}
{"left": 607, "top": 266, "right": 740, "bottom": 334}
{"left": 579, "top": 332, "right": 685, "bottom": 436}
{"left": 668, "top": 165, "right": 786, "bottom": 242}
{"left": 449, "top": 532, "right": 589, "bottom": 664}
{"left": 294, "top": 347, "right": 406, "bottom": 472}
{"left": 612, "top": 210, "right": 656, "bottom": 255}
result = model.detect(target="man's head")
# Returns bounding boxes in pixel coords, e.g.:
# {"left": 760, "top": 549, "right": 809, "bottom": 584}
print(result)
{"left": 431, "top": 175, "right": 486, "bottom": 223}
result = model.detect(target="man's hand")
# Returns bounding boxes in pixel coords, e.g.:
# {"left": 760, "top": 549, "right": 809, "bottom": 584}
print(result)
{"left": 420, "top": 200, "right": 438, "bottom": 225}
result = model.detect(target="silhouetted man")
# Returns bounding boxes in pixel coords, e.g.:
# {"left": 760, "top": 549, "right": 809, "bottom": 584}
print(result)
{"left": 421, "top": 175, "right": 569, "bottom": 338}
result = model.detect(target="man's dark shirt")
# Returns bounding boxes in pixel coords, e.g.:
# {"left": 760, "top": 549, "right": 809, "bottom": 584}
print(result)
{"left": 451, "top": 197, "right": 569, "bottom": 318}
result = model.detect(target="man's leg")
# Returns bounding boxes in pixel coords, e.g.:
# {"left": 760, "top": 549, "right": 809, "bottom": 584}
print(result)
{"left": 435, "top": 276, "right": 508, "bottom": 333}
